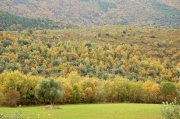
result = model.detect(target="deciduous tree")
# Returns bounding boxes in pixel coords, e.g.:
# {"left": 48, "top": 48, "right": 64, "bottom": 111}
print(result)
{"left": 35, "top": 78, "right": 64, "bottom": 105}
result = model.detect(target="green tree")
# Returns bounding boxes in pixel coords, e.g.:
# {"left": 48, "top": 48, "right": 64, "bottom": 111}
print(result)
{"left": 95, "top": 80, "right": 106, "bottom": 102}
{"left": 1, "top": 71, "right": 27, "bottom": 105}
{"left": 35, "top": 78, "right": 64, "bottom": 105}
{"left": 104, "top": 80, "right": 117, "bottom": 102}
{"left": 70, "top": 84, "right": 81, "bottom": 103}
{"left": 81, "top": 79, "right": 95, "bottom": 103}
{"left": 160, "top": 82, "right": 176, "bottom": 101}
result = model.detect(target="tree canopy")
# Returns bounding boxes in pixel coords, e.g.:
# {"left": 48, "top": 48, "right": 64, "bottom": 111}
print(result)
{"left": 35, "top": 78, "right": 64, "bottom": 105}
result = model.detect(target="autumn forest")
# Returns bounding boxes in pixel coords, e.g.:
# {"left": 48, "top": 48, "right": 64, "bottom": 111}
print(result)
{"left": 0, "top": 25, "right": 180, "bottom": 106}
{"left": 0, "top": 0, "right": 180, "bottom": 108}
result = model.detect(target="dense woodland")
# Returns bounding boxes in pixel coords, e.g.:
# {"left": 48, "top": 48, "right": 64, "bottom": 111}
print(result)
{"left": 0, "top": 0, "right": 180, "bottom": 27}
{"left": 0, "top": 25, "right": 180, "bottom": 106}
{"left": 0, "top": 10, "right": 75, "bottom": 31}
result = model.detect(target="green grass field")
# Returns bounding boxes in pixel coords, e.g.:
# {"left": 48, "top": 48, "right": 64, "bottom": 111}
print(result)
{"left": 0, "top": 103, "right": 161, "bottom": 119}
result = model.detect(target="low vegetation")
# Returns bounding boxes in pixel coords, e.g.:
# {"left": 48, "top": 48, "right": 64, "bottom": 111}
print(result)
{"left": 161, "top": 98, "right": 180, "bottom": 119}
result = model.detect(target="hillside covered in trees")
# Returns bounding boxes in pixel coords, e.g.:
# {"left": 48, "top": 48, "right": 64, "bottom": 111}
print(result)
{"left": 0, "top": 0, "right": 180, "bottom": 28}
{"left": 0, "top": 10, "right": 76, "bottom": 31}
{"left": 0, "top": 25, "right": 180, "bottom": 106}
{"left": 0, "top": 26, "right": 179, "bottom": 81}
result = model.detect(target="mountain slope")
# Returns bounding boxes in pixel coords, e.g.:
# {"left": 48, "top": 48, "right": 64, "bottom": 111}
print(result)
{"left": 0, "top": 10, "right": 75, "bottom": 31}
{"left": 0, "top": 0, "right": 180, "bottom": 27}
{"left": 157, "top": 0, "right": 180, "bottom": 9}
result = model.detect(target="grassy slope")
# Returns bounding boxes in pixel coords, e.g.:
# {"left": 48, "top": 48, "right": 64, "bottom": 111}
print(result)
{"left": 0, "top": 104, "right": 161, "bottom": 119}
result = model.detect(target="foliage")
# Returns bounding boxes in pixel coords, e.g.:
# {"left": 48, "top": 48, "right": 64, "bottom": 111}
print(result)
{"left": 161, "top": 98, "right": 180, "bottom": 119}
{"left": 0, "top": 71, "right": 40, "bottom": 106}
{"left": 70, "top": 84, "right": 81, "bottom": 104}
{"left": 97, "top": 1, "right": 117, "bottom": 12}
{"left": 0, "top": 0, "right": 180, "bottom": 28}
{"left": 160, "top": 66, "right": 180, "bottom": 119}
{"left": 35, "top": 78, "right": 64, "bottom": 105}
{"left": 0, "top": 26, "right": 179, "bottom": 82}
{"left": 0, "top": 90, "right": 20, "bottom": 107}
{"left": 0, "top": 10, "right": 75, "bottom": 31}
{"left": 0, "top": 25, "right": 179, "bottom": 105}
{"left": 160, "top": 82, "right": 176, "bottom": 101}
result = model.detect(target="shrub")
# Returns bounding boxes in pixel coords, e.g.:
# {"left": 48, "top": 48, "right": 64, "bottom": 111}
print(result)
{"left": 0, "top": 111, "right": 21, "bottom": 119}
{"left": 105, "top": 33, "right": 110, "bottom": 36}
{"left": 127, "top": 72, "right": 136, "bottom": 80}
{"left": 98, "top": 33, "right": 101, "bottom": 37}
{"left": 1, "top": 40, "right": 12, "bottom": 47}
{"left": 53, "top": 60, "right": 60, "bottom": 66}
{"left": 0, "top": 47, "right": 5, "bottom": 55}
{"left": 28, "top": 29, "right": 33, "bottom": 35}
{"left": 161, "top": 98, "right": 180, "bottom": 119}
{"left": 37, "top": 67, "right": 44, "bottom": 74}
{"left": 0, "top": 112, "right": 4, "bottom": 118}
{"left": 18, "top": 52, "right": 29, "bottom": 59}
{"left": 4, "top": 57, "right": 10, "bottom": 62}
{"left": 177, "top": 37, "right": 180, "bottom": 42}
{"left": 18, "top": 39, "right": 30, "bottom": 45}
{"left": 7, "top": 63, "right": 17, "bottom": 71}
{"left": 85, "top": 42, "right": 92, "bottom": 47}
{"left": 149, "top": 70, "right": 156, "bottom": 77}
{"left": 122, "top": 30, "right": 126, "bottom": 34}
{"left": 46, "top": 42, "right": 52, "bottom": 48}
{"left": 150, "top": 35, "right": 156, "bottom": 38}
{"left": 0, "top": 65, "right": 5, "bottom": 73}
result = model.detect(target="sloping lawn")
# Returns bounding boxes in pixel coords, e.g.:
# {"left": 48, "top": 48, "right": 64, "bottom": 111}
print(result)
{"left": 0, "top": 103, "right": 161, "bottom": 119}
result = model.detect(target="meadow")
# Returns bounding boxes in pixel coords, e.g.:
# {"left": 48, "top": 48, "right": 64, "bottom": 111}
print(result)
{"left": 0, "top": 103, "right": 161, "bottom": 119}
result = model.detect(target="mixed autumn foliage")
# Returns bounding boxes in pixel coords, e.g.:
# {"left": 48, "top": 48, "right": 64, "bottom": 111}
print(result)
{"left": 0, "top": 25, "right": 180, "bottom": 106}
{"left": 0, "top": 0, "right": 180, "bottom": 28}
{"left": 0, "top": 70, "right": 179, "bottom": 106}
